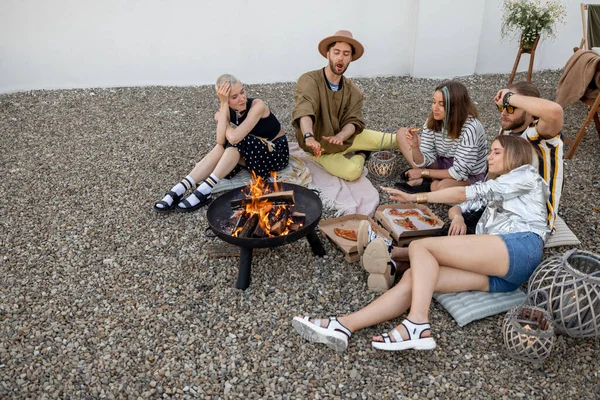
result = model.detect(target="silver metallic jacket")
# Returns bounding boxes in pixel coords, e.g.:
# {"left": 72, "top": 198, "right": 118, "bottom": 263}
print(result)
{"left": 460, "top": 164, "right": 550, "bottom": 242}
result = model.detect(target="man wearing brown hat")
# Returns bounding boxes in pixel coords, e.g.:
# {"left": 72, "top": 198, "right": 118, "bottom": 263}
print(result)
{"left": 292, "top": 30, "right": 397, "bottom": 181}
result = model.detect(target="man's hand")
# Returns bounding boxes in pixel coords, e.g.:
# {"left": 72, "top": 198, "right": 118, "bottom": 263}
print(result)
{"left": 494, "top": 89, "right": 510, "bottom": 107}
{"left": 305, "top": 137, "right": 322, "bottom": 156}
{"left": 322, "top": 133, "right": 345, "bottom": 146}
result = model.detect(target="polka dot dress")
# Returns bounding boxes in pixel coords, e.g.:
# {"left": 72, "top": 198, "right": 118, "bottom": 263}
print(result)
{"left": 225, "top": 135, "right": 290, "bottom": 179}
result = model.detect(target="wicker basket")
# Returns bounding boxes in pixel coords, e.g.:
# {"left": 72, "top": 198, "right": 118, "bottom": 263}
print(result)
{"left": 503, "top": 304, "right": 555, "bottom": 363}
{"left": 367, "top": 132, "right": 398, "bottom": 181}
{"left": 528, "top": 249, "right": 600, "bottom": 338}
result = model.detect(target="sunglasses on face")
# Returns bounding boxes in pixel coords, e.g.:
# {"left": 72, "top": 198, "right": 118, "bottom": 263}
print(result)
{"left": 496, "top": 104, "right": 516, "bottom": 114}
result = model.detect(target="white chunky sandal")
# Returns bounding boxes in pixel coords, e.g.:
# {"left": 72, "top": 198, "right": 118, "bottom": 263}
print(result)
{"left": 371, "top": 319, "right": 436, "bottom": 351}
{"left": 361, "top": 238, "right": 396, "bottom": 292}
{"left": 292, "top": 316, "right": 352, "bottom": 353}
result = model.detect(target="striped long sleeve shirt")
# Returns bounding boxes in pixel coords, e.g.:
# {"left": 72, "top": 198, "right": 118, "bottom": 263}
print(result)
{"left": 416, "top": 116, "right": 488, "bottom": 181}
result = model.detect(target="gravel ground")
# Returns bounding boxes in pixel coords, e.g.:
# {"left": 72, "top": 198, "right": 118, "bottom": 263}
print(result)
{"left": 1, "top": 69, "right": 599, "bottom": 399}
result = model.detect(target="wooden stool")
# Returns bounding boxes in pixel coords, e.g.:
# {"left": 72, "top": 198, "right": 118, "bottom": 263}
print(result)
{"left": 508, "top": 36, "right": 540, "bottom": 85}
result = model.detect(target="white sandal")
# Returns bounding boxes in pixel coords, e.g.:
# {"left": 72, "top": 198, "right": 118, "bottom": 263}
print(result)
{"left": 291, "top": 316, "right": 351, "bottom": 353}
{"left": 371, "top": 319, "right": 436, "bottom": 351}
{"left": 361, "top": 238, "right": 396, "bottom": 292}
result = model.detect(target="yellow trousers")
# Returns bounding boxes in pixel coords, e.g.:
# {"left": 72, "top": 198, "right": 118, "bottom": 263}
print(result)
{"left": 310, "top": 129, "right": 398, "bottom": 181}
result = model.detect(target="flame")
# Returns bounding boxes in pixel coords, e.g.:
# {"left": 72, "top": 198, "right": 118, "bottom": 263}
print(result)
{"left": 520, "top": 324, "right": 534, "bottom": 346}
{"left": 232, "top": 171, "right": 295, "bottom": 238}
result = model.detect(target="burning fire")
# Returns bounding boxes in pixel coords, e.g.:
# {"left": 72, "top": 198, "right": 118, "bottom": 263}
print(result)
{"left": 231, "top": 171, "right": 300, "bottom": 238}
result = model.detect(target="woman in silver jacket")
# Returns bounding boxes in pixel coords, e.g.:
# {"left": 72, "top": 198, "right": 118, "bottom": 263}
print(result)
{"left": 292, "top": 135, "right": 549, "bottom": 352}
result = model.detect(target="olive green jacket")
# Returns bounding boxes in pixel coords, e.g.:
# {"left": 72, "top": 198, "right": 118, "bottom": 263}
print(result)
{"left": 292, "top": 68, "right": 365, "bottom": 154}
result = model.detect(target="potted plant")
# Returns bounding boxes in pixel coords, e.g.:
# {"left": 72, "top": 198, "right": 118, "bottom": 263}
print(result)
{"left": 500, "top": 0, "right": 567, "bottom": 50}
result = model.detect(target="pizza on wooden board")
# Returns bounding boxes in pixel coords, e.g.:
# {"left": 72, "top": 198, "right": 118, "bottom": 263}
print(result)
{"left": 393, "top": 217, "right": 418, "bottom": 231}
{"left": 333, "top": 227, "right": 358, "bottom": 241}
{"left": 389, "top": 208, "right": 421, "bottom": 217}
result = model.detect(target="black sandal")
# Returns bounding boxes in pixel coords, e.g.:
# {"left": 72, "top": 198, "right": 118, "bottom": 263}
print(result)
{"left": 399, "top": 168, "right": 411, "bottom": 182}
{"left": 176, "top": 190, "right": 212, "bottom": 213}
{"left": 393, "top": 178, "right": 431, "bottom": 194}
{"left": 153, "top": 190, "right": 181, "bottom": 213}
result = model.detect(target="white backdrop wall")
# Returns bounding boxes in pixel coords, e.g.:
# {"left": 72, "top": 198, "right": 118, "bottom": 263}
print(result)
{"left": 0, "top": 0, "right": 596, "bottom": 93}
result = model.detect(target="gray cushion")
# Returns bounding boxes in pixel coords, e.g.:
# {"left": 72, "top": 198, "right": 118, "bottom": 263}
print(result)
{"left": 545, "top": 215, "right": 580, "bottom": 248}
{"left": 433, "top": 290, "right": 526, "bottom": 327}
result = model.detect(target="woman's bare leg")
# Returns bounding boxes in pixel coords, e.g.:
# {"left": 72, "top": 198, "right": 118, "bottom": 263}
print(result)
{"left": 430, "top": 178, "right": 469, "bottom": 191}
{"left": 339, "top": 262, "right": 491, "bottom": 334}
{"left": 369, "top": 234, "right": 507, "bottom": 342}
{"left": 338, "top": 269, "right": 414, "bottom": 332}
{"left": 188, "top": 144, "right": 226, "bottom": 183}
{"left": 211, "top": 147, "right": 241, "bottom": 179}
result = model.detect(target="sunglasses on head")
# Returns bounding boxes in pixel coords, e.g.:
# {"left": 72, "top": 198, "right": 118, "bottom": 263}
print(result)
{"left": 496, "top": 104, "right": 517, "bottom": 114}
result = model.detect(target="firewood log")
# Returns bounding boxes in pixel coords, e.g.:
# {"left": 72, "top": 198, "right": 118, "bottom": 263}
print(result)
{"left": 230, "top": 190, "right": 295, "bottom": 210}
{"left": 238, "top": 214, "right": 258, "bottom": 238}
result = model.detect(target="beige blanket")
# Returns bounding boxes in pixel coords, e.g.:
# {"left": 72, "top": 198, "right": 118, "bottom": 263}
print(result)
{"left": 556, "top": 50, "right": 600, "bottom": 108}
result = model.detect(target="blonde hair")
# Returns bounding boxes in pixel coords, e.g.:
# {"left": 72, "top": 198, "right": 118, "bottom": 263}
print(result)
{"left": 215, "top": 74, "right": 240, "bottom": 89}
{"left": 488, "top": 134, "right": 533, "bottom": 179}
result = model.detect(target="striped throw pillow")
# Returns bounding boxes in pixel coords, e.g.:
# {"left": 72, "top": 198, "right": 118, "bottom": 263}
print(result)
{"left": 433, "top": 290, "right": 526, "bottom": 327}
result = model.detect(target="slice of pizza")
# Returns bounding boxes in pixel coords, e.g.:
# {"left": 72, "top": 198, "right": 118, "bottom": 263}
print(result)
{"left": 334, "top": 227, "right": 358, "bottom": 241}
{"left": 389, "top": 208, "right": 421, "bottom": 217}
{"left": 418, "top": 214, "right": 438, "bottom": 227}
{"left": 393, "top": 217, "right": 418, "bottom": 231}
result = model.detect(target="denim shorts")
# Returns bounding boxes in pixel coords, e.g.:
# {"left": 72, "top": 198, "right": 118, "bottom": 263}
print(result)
{"left": 488, "top": 232, "right": 544, "bottom": 293}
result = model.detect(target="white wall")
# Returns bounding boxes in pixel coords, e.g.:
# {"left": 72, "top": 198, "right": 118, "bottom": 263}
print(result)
{"left": 0, "top": 0, "right": 593, "bottom": 93}
{"left": 411, "top": 0, "right": 486, "bottom": 78}
{"left": 475, "top": 0, "right": 599, "bottom": 73}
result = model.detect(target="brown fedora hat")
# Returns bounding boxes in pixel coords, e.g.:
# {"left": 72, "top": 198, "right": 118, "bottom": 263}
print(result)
{"left": 318, "top": 30, "right": 364, "bottom": 61}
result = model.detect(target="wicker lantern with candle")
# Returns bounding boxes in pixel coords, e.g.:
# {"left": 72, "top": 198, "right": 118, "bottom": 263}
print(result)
{"left": 528, "top": 250, "right": 600, "bottom": 338}
{"left": 502, "top": 304, "right": 555, "bottom": 363}
{"left": 367, "top": 132, "right": 399, "bottom": 181}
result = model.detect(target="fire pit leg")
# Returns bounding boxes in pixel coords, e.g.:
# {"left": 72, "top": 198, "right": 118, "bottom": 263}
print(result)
{"left": 236, "top": 247, "right": 253, "bottom": 290}
{"left": 306, "top": 229, "right": 326, "bottom": 256}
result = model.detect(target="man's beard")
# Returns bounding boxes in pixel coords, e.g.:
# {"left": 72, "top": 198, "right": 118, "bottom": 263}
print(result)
{"left": 502, "top": 114, "right": 527, "bottom": 131}
{"left": 328, "top": 59, "right": 348, "bottom": 76}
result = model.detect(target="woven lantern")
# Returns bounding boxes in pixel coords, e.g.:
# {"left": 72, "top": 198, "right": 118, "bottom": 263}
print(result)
{"left": 367, "top": 132, "right": 398, "bottom": 181}
{"left": 503, "top": 304, "right": 555, "bottom": 363}
{"left": 528, "top": 250, "right": 600, "bottom": 338}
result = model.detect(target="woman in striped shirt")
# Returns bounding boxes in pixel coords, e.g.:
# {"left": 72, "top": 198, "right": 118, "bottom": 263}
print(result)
{"left": 395, "top": 80, "right": 488, "bottom": 193}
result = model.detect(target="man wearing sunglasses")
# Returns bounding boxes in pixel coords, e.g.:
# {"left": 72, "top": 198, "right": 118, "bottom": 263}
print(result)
{"left": 494, "top": 81, "right": 564, "bottom": 231}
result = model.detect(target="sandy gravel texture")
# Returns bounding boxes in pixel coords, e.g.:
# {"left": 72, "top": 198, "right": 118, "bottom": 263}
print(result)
{"left": 1, "top": 69, "right": 599, "bottom": 399}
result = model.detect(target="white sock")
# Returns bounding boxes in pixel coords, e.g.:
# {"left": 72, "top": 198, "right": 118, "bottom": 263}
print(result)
{"left": 156, "top": 176, "right": 195, "bottom": 209}
{"left": 197, "top": 174, "right": 219, "bottom": 195}
{"left": 367, "top": 224, "right": 393, "bottom": 248}
{"left": 180, "top": 174, "right": 218, "bottom": 208}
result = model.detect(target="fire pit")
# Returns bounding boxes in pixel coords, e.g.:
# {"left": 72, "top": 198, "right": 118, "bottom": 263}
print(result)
{"left": 207, "top": 181, "right": 325, "bottom": 289}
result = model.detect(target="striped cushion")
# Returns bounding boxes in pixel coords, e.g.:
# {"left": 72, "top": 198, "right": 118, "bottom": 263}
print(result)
{"left": 545, "top": 215, "right": 580, "bottom": 248}
{"left": 433, "top": 290, "right": 526, "bottom": 327}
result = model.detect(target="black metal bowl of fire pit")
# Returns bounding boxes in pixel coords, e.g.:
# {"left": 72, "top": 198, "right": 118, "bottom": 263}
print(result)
{"left": 206, "top": 182, "right": 322, "bottom": 249}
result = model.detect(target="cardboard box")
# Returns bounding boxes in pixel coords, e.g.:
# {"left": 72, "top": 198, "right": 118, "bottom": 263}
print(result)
{"left": 375, "top": 203, "right": 443, "bottom": 242}
{"left": 320, "top": 214, "right": 391, "bottom": 263}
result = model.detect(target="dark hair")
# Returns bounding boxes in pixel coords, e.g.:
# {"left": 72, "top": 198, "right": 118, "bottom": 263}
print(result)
{"left": 327, "top": 41, "right": 356, "bottom": 56}
{"left": 508, "top": 81, "right": 540, "bottom": 98}
{"left": 426, "top": 80, "right": 478, "bottom": 140}
{"left": 488, "top": 134, "right": 533, "bottom": 179}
